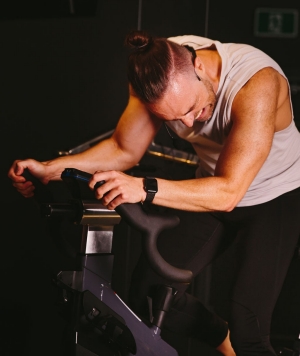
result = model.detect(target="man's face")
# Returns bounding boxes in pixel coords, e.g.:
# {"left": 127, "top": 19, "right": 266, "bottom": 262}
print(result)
{"left": 148, "top": 69, "right": 216, "bottom": 128}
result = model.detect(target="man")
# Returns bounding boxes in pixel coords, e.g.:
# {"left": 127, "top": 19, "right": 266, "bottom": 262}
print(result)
{"left": 8, "top": 30, "right": 300, "bottom": 355}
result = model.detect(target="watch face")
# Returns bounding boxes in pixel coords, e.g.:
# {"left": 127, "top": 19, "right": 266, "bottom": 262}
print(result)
{"left": 145, "top": 177, "right": 158, "bottom": 193}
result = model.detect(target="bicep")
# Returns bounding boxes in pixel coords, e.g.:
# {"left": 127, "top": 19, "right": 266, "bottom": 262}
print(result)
{"left": 215, "top": 68, "right": 280, "bottom": 204}
{"left": 112, "top": 91, "right": 162, "bottom": 162}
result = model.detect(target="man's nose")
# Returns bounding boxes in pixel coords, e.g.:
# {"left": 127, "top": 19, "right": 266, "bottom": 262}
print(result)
{"left": 180, "top": 115, "right": 194, "bottom": 128}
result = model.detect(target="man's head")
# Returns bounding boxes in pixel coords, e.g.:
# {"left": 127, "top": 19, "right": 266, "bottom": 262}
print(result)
{"left": 125, "top": 30, "right": 216, "bottom": 126}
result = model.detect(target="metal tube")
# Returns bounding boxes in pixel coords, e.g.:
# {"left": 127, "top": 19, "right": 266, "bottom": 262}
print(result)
{"left": 137, "top": 0, "right": 142, "bottom": 30}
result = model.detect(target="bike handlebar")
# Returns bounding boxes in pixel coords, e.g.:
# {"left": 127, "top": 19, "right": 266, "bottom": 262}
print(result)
{"left": 22, "top": 168, "right": 193, "bottom": 284}
{"left": 115, "top": 203, "right": 192, "bottom": 283}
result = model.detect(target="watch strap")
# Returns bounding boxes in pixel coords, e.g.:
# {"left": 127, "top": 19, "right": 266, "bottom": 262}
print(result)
{"left": 144, "top": 177, "right": 158, "bottom": 203}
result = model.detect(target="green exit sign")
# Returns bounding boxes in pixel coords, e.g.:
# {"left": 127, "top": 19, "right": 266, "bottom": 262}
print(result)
{"left": 254, "top": 8, "right": 298, "bottom": 38}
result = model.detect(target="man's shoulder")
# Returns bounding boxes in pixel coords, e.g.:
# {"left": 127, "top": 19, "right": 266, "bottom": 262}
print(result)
{"left": 168, "top": 35, "right": 215, "bottom": 47}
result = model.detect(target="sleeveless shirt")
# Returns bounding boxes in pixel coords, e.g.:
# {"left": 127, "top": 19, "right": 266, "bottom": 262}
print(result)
{"left": 167, "top": 35, "right": 300, "bottom": 207}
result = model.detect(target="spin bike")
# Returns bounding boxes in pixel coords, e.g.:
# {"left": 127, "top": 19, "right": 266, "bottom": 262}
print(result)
{"left": 24, "top": 168, "right": 193, "bottom": 356}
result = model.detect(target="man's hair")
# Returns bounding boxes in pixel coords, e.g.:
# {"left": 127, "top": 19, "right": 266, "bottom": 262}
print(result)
{"left": 125, "top": 30, "right": 192, "bottom": 104}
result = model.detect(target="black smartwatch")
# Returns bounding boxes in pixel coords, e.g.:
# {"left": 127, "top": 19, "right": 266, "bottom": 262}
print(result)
{"left": 143, "top": 177, "right": 158, "bottom": 203}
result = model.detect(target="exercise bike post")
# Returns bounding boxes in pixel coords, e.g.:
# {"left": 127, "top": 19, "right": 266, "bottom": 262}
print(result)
{"left": 24, "top": 168, "right": 193, "bottom": 355}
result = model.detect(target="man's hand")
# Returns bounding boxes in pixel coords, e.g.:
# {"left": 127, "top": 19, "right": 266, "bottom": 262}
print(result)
{"left": 89, "top": 170, "right": 147, "bottom": 209}
{"left": 7, "top": 159, "right": 49, "bottom": 198}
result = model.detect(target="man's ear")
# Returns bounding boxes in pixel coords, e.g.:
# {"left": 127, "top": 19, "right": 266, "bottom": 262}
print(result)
{"left": 194, "top": 56, "right": 203, "bottom": 71}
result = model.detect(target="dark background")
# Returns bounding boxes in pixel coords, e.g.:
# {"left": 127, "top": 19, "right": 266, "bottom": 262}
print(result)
{"left": 1, "top": 0, "right": 300, "bottom": 355}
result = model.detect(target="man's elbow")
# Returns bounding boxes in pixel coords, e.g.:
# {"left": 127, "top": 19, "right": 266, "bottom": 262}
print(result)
{"left": 223, "top": 203, "right": 236, "bottom": 212}
{"left": 221, "top": 192, "right": 243, "bottom": 212}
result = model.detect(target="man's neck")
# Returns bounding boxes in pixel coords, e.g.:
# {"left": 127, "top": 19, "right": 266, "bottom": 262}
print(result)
{"left": 196, "top": 48, "right": 222, "bottom": 92}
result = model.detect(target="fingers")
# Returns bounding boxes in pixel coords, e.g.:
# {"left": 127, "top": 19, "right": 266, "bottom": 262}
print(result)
{"left": 12, "top": 180, "right": 35, "bottom": 197}
{"left": 7, "top": 160, "right": 26, "bottom": 182}
{"left": 8, "top": 159, "right": 39, "bottom": 181}
{"left": 8, "top": 159, "right": 44, "bottom": 198}
{"left": 92, "top": 171, "right": 127, "bottom": 207}
{"left": 89, "top": 170, "right": 144, "bottom": 209}
{"left": 101, "top": 184, "right": 130, "bottom": 209}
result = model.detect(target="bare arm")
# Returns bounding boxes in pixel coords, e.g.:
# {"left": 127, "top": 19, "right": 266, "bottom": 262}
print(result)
{"left": 8, "top": 87, "right": 162, "bottom": 196}
{"left": 43, "top": 92, "right": 161, "bottom": 176}
{"left": 152, "top": 68, "right": 290, "bottom": 211}
{"left": 91, "top": 68, "right": 292, "bottom": 211}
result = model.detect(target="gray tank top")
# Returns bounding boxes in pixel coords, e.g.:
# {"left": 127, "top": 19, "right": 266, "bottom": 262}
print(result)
{"left": 168, "top": 35, "right": 300, "bottom": 206}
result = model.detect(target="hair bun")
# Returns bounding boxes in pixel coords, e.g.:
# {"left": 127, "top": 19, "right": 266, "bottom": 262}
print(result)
{"left": 125, "top": 30, "right": 153, "bottom": 51}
